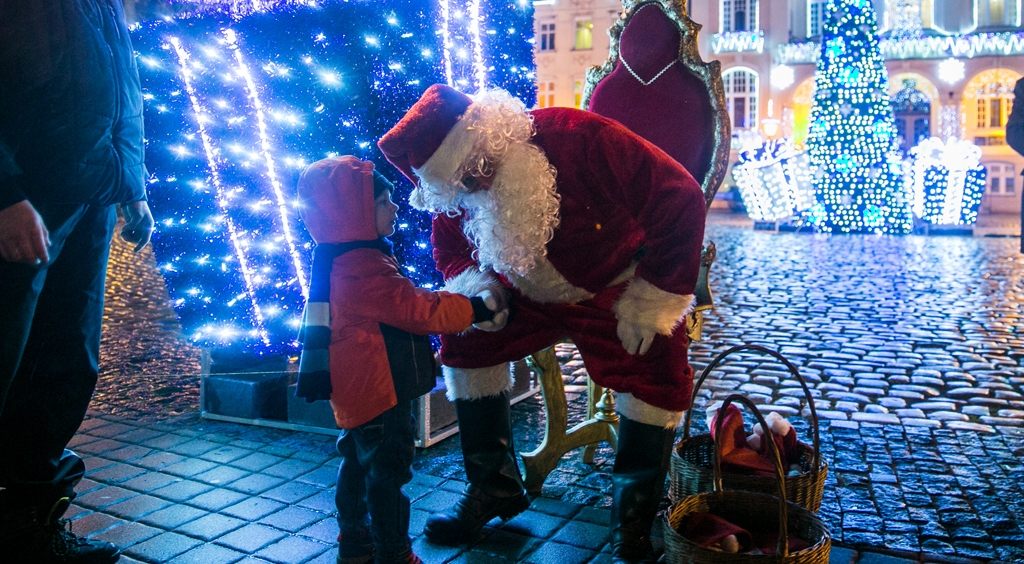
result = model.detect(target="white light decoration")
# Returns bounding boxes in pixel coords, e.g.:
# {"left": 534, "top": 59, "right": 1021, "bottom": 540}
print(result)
{"left": 732, "top": 139, "right": 814, "bottom": 222}
{"left": 169, "top": 37, "right": 272, "bottom": 347}
{"left": 778, "top": 31, "right": 1024, "bottom": 65}
{"left": 712, "top": 31, "right": 765, "bottom": 54}
{"left": 770, "top": 65, "right": 795, "bottom": 89}
{"left": 223, "top": 29, "right": 310, "bottom": 300}
{"left": 938, "top": 58, "right": 965, "bottom": 85}
{"left": 909, "top": 137, "right": 986, "bottom": 225}
{"left": 439, "top": 0, "right": 488, "bottom": 90}
{"left": 938, "top": 103, "right": 964, "bottom": 141}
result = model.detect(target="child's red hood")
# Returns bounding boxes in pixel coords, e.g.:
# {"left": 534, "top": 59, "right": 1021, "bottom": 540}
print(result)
{"left": 297, "top": 155, "right": 377, "bottom": 244}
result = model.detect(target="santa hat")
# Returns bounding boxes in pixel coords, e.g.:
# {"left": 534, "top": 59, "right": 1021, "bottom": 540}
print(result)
{"left": 378, "top": 84, "right": 473, "bottom": 185}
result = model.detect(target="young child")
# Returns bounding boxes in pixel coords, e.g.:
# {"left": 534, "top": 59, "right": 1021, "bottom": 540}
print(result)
{"left": 295, "top": 156, "right": 504, "bottom": 564}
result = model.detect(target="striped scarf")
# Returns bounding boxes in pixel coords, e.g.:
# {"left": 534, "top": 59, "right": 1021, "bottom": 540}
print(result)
{"left": 295, "top": 238, "right": 393, "bottom": 402}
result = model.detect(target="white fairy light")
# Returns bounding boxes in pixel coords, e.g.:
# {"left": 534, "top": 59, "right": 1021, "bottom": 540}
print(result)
{"left": 938, "top": 58, "right": 965, "bottom": 85}
{"left": 169, "top": 36, "right": 270, "bottom": 347}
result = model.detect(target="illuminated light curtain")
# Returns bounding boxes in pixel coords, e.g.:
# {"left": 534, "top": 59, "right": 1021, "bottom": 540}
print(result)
{"left": 132, "top": 0, "right": 535, "bottom": 354}
{"left": 910, "top": 137, "right": 986, "bottom": 225}
{"left": 806, "top": 0, "right": 912, "bottom": 234}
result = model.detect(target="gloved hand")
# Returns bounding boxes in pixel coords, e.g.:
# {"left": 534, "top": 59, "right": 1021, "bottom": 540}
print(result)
{"left": 616, "top": 317, "right": 656, "bottom": 355}
{"left": 473, "top": 289, "right": 509, "bottom": 332}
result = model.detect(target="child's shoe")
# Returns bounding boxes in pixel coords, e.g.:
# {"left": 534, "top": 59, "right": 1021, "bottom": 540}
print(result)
{"left": 337, "top": 529, "right": 374, "bottom": 564}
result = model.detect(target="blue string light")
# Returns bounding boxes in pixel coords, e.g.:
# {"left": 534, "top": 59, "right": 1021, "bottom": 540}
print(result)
{"left": 132, "top": 0, "right": 536, "bottom": 355}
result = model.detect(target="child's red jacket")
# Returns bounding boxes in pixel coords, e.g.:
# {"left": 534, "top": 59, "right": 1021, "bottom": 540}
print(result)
{"left": 298, "top": 156, "right": 475, "bottom": 429}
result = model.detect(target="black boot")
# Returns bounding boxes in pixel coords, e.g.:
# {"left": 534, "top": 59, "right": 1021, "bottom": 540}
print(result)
{"left": 609, "top": 416, "right": 675, "bottom": 564}
{"left": 0, "top": 496, "right": 120, "bottom": 564}
{"left": 424, "top": 391, "right": 530, "bottom": 545}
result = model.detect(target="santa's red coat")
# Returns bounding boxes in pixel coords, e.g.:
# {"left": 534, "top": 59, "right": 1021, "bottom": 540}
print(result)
{"left": 433, "top": 108, "right": 707, "bottom": 411}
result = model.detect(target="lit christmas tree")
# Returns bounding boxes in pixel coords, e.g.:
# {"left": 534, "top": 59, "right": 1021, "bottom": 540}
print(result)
{"left": 806, "top": 0, "right": 911, "bottom": 234}
{"left": 132, "top": 0, "right": 535, "bottom": 356}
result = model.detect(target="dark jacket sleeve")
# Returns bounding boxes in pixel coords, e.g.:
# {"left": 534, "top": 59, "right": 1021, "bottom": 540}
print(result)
{"left": 0, "top": 139, "right": 25, "bottom": 210}
{"left": 1006, "top": 78, "right": 1024, "bottom": 157}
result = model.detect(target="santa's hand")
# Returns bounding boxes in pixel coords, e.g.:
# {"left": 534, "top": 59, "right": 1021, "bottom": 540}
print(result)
{"left": 473, "top": 308, "right": 508, "bottom": 332}
{"left": 476, "top": 289, "right": 500, "bottom": 312}
{"left": 617, "top": 318, "right": 656, "bottom": 355}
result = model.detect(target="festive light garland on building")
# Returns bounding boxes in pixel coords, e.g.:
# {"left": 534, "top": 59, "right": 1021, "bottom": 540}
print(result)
{"left": 711, "top": 31, "right": 765, "bottom": 54}
{"left": 133, "top": 0, "right": 535, "bottom": 354}
{"left": 778, "top": 30, "right": 1024, "bottom": 64}
{"left": 909, "top": 137, "right": 986, "bottom": 226}
{"left": 806, "top": 0, "right": 911, "bottom": 234}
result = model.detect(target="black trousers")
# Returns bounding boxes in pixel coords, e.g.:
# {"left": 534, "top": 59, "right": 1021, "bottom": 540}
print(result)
{"left": 0, "top": 203, "right": 116, "bottom": 505}
{"left": 335, "top": 399, "right": 416, "bottom": 558}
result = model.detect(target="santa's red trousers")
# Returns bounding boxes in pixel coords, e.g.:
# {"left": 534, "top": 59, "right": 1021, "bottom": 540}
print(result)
{"left": 439, "top": 283, "right": 694, "bottom": 413}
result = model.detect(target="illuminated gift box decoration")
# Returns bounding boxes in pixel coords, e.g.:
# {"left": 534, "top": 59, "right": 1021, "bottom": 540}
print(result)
{"left": 732, "top": 139, "right": 815, "bottom": 222}
{"left": 132, "top": 0, "right": 535, "bottom": 355}
{"left": 909, "top": 137, "right": 986, "bottom": 226}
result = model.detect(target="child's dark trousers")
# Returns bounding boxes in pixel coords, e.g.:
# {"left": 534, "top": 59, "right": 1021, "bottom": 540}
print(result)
{"left": 335, "top": 399, "right": 416, "bottom": 559}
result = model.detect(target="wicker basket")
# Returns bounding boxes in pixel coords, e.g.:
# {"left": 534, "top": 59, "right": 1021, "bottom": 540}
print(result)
{"left": 670, "top": 344, "right": 827, "bottom": 512}
{"left": 663, "top": 395, "right": 831, "bottom": 564}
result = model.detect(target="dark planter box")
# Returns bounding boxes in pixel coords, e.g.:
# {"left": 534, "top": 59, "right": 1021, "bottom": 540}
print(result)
{"left": 287, "top": 384, "right": 339, "bottom": 430}
{"left": 202, "top": 353, "right": 290, "bottom": 421}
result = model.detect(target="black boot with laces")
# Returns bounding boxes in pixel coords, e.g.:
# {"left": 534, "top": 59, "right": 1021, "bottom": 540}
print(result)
{"left": 1, "top": 496, "right": 120, "bottom": 564}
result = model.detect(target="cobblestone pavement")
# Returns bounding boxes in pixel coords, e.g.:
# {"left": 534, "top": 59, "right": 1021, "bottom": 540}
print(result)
{"left": 77, "top": 218, "right": 1024, "bottom": 563}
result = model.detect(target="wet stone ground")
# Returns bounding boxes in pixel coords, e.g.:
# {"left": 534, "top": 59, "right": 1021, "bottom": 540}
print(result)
{"left": 95, "top": 220, "right": 1024, "bottom": 561}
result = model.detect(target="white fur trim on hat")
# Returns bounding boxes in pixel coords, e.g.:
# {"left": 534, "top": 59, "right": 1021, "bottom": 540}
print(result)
{"left": 415, "top": 108, "right": 479, "bottom": 188}
{"left": 442, "top": 267, "right": 504, "bottom": 298}
{"left": 616, "top": 393, "right": 682, "bottom": 428}
{"left": 612, "top": 278, "right": 694, "bottom": 337}
{"left": 443, "top": 363, "right": 514, "bottom": 401}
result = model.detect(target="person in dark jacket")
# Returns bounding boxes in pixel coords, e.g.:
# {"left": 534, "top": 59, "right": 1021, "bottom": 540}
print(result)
{"left": 1004, "top": 77, "right": 1024, "bottom": 253}
{"left": 295, "top": 156, "right": 504, "bottom": 564}
{"left": 0, "top": 1, "right": 154, "bottom": 562}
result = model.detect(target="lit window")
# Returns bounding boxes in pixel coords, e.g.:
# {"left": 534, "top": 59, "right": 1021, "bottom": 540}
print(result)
{"left": 573, "top": 79, "right": 583, "bottom": 109}
{"left": 975, "top": 82, "right": 1013, "bottom": 130}
{"left": 985, "top": 162, "right": 1016, "bottom": 194}
{"left": 808, "top": 0, "right": 825, "bottom": 37}
{"left": 537, "top": 81, "right": 556, "bottom": 108}
{"left": 539, "top": 22, "right": 556, "bottom": 51}
{"left": 723, "top": 68, "right": 759, "bottom": 129}
{"left": 979, "top": 0, "right": 1021, "bottom": 28}
{"left": 574, "top": 20, "right": 593, "bottom": 50}
{"left": 721, "top": 0, "right": 758, "bottom": 32}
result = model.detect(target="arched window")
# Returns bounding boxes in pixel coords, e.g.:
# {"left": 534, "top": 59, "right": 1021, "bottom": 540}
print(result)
{"left": 722, "top": 68, "right": 759, "bottom": 130}
{"left": 892, "top": 79, "right": 932, "bottom": 153}
{"left": 964, "top": 69, "right": 1020, "bottom": 145}
{"left": 721, "top": 0, "right": 758, "bottom": 32}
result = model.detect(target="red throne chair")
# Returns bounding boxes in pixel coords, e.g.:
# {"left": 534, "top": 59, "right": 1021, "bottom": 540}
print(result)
{"left": 519, "top": 0, "right": 730, "bottom": 492}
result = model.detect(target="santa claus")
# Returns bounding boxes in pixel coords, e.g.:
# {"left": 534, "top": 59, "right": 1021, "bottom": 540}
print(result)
{"left": 379, "top": 84, "right": 706, "bottom": 563}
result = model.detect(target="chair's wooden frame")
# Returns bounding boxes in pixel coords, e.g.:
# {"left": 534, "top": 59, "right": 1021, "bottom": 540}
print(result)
{"left": 519, "top": 0, "right": 730, "bottom": 494}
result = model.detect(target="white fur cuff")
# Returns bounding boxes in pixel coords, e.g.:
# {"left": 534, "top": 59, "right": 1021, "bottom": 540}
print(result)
{"left": 443, "top": 363, "right": 514, "bottom": 401}
{"left": 612, "top": 278, "right": 694, "bottom": 336}
{"left": 616, "top": 393, "right": 682, "bottom": 429}
{"left": 443, "top": 268, "right": 504, "bottom": 298}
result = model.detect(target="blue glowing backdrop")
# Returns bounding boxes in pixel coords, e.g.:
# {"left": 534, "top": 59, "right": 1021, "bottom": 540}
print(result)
{"left": 132, "top": 0, "right": 536, "bottom": 356}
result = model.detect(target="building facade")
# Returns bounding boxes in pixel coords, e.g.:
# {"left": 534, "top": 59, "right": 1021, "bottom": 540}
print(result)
{"left": 533, "top": 0, "right": 1024, "bottom": 220}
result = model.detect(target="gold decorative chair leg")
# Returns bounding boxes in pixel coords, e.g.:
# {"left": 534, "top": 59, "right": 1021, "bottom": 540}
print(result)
{"left": 520, "top": 347, "right": 618, "bottom": 494}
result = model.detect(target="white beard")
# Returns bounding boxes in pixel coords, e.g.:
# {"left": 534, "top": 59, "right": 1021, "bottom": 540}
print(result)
{"left": 412, "top": 139, "right": 560, "bottom": 278}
